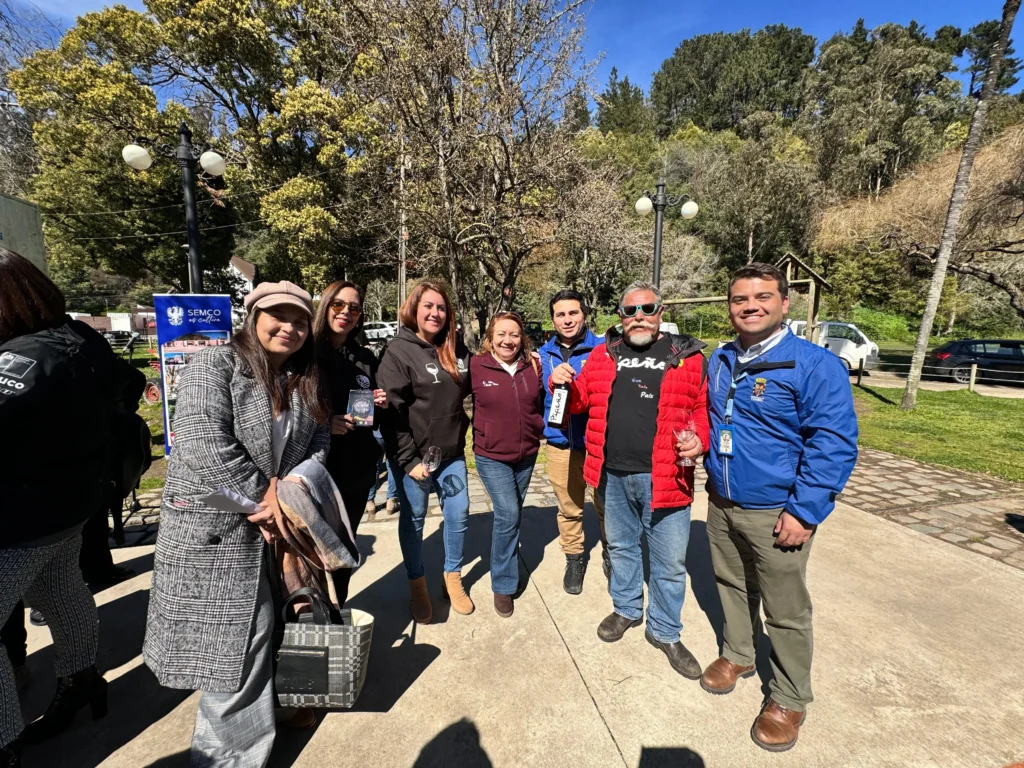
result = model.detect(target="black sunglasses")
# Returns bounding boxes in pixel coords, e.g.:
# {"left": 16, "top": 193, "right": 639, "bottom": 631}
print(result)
{"left": 619, "top": 303, "right": 662, "bottom": 318}
{"left": 494, "top": 310, "right": 524, "bottom": 322}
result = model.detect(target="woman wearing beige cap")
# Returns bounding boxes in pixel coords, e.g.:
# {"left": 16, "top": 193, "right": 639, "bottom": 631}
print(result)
{"left": 144, "top": 280, "right": 330, "bottom": 766}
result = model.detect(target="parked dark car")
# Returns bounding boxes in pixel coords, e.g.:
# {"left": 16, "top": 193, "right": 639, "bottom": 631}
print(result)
{"left": 927, "top": 340, "right": 1024, "bottom": 384}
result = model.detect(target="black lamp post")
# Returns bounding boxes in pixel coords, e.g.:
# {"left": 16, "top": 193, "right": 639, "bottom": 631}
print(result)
{"left": 122, "top": 122, "right": 230, "bottom": 294}
{"left": 635, "top": 179, "right": 699, "bottom": 288}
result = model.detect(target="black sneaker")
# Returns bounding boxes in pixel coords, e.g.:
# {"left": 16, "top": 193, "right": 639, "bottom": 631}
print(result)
{"left": 645, "top": 632, "right": 702, "bottom": 680}
{"left": 29, "top": 609, "right": 46, "bottom": 627}
{"left": 563, "top": 554, "right": 585, "bottom": 595}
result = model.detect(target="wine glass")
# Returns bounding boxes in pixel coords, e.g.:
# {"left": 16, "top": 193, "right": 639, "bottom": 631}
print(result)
{"left": 423, "top": 446, "right": 442, "bottom": 473}
{"left": 673, "top": 410, "right": 696, "bottom": 467}
{"left": 425, "top": 362, "right": 440, "bottom": 384}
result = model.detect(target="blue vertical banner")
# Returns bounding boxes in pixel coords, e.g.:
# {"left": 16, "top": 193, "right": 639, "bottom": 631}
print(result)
{"left": 153, "top": 294, "right": 233, "bottom": 455}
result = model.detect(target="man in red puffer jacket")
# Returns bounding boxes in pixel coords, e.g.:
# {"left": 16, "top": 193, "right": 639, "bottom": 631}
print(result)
{"left": 549, "top": 281, "right": 709, "bottom": 679}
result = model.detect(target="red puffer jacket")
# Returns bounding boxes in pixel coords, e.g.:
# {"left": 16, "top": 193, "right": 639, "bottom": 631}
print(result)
{"left": 552, "top": 328, "right": 710, "bottom": 510}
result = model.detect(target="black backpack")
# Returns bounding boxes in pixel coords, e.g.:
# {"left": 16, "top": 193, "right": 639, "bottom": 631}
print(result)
{"left": 107, "top": 354, "right": 151, "bottom": 499}
{"left": 112, "top": 409, "right": 152, "bottom": 499}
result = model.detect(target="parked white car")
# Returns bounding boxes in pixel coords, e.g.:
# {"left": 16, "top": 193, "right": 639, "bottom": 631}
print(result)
{"left": 789, "top": 320, "right": 879, "bottom": 371}
{"left": 363, "top": 321, "right": 398, "bottom": 341}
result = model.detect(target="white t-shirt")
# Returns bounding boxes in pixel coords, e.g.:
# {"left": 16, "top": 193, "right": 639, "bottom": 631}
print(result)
{"left": 271, "top": 377, "right": 293, "bottom": 474}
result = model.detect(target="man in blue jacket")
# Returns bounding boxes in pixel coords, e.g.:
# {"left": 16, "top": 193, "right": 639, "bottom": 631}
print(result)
{"left": 682, "top": 263, "right": 857, "bottom": 753}
{"left": 539, "top": 290, "right": 607, "bottom": 594}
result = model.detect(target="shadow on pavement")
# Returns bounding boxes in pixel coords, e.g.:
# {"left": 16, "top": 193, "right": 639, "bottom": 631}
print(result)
{"left": 107, "top": 551, "right": 155, "bottom": 580}
{"left": 413, "top": 718, "right": 493, "bottom": 768}
{"left": 686, "top": 521, "right": 724, "bottom": 650}
{"left": 345, "top": 529, "right": 442, "bottom": 713}
{"left": 1006, "top": 513, "right": 1024, "bottom": 534}
{"left": 638, "top": 745, "right": 706, "bottom": 767}
{"left": 22, "top": 587, "right": 192, "bottom": 767}
{"left": 144, "top": 749, "right": 189, "bottom": 767}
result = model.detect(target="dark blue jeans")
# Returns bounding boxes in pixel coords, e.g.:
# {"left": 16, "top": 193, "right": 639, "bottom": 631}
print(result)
{"left": 475, "top": 454, "right": 537, "bottom": 596}
{"left": 598, "top": 469, "right": 691, "bottom": 643}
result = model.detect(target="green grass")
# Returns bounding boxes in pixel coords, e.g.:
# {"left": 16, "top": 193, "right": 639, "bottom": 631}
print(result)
{"left": 137, "top": 401, "right": 167, "bottom": 493}
{"left": 853, "top": 386, "right": 1024, "bottom": 482}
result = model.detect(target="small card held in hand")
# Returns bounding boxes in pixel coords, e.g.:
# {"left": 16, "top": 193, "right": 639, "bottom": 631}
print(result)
{"left": 347, "top": 389, "right": 374, "bottom": 427}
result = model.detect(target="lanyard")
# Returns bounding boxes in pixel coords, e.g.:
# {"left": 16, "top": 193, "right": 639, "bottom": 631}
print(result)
{"left": 724, "top": 369, "right": 752, "bottom": 424}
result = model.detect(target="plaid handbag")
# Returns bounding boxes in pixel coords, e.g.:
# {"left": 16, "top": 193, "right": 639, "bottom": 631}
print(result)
{"left": 274, "top": 587, "right": 374, "bottom": 709}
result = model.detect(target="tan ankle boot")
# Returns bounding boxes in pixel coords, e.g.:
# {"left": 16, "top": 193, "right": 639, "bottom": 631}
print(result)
{"left": 408, "top": 576, "right": 432, "bottom": 624}
{"left": 441, "top": 571, "right": 475, "bottom": 615}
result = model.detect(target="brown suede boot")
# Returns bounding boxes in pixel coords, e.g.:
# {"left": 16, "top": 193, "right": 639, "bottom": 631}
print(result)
{"left": 751, "top": 698, "right": 806, "bottom": 752}
{"left": 700, "top": 656, "right": 756, "bottom": 695}
{"left": 408, "top": 576, "right": 432, "bottom": 624}
{"left": 441, "top": 571, "right": 475, "bottom": 615}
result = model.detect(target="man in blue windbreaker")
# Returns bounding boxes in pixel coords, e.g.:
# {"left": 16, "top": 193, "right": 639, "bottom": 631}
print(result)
{"left": 682, "top": 263, "right": 857, "bottom": 753}
{"left": 539, "top": 290, "right": 607, "bottom": 595}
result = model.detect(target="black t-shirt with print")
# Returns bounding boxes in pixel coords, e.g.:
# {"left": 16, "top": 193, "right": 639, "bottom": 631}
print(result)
{"left": 604, "top": 335, "right": 672, "bottom": 474}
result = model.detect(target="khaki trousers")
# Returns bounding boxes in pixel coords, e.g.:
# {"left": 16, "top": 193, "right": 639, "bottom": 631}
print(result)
{"left": 545, "top": 444, "right": 605, "bottom": 555}
{"left": 706, "top": 493, "right": 815, "bottom": 711}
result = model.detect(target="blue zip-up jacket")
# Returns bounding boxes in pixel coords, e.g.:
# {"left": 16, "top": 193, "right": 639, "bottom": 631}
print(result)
{"left": 539, "top": 329, "right": 602, "bottom": 449}
{"left": 704, "top": 329, "right": 858, "bottom": 525}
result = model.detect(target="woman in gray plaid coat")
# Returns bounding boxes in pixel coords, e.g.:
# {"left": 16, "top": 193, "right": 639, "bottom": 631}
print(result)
{"left": 144, "top": 282, "right": 330, "bottom": 768}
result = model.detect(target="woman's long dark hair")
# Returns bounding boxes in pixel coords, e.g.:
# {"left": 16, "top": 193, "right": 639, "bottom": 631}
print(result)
{"left": 399, "top": 280, "right": 462, "bottom": 383}
{"left": 0, "top": 248, "right": 67, "bottom": 343}
{"left": 313, "top": 280, "right": 366, "bottom": 352}
{"left": 231, "top": 308, "right": 329, "bottom": 423}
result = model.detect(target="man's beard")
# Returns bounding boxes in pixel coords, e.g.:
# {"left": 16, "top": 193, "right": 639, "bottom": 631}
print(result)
{"left": 625, "top": 323, "right": 657, "bottom": 347}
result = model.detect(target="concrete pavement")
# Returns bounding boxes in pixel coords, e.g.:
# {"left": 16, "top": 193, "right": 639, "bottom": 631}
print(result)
{"left": 17, "top": 489, "right": 1024, "bottom": 768}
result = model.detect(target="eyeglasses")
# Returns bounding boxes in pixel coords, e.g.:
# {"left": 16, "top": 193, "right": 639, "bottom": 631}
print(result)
{"left": 619, "top": 303, "right": 662, "bottom": 318}
{"left": 329, "top": 300, "right": 362, "bottom": 315}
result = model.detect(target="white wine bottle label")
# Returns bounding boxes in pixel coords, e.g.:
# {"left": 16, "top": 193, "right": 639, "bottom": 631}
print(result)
{"left": 548, "top": 386, "right": 569, "bottom": 428}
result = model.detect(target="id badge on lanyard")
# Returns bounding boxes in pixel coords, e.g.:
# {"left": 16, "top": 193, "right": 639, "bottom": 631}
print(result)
{"left": 721, "top": 371, "right": 748, "bottom": 458}
{"left": 718, "top": 425, "right": 734, "bottom": 457}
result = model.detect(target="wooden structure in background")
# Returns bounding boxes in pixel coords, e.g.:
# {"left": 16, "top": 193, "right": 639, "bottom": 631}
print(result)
{"left": 662, "top": 253, "right": 831, "bottom": 342}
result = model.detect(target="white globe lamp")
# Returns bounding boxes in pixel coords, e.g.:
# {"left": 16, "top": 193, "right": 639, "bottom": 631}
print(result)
{"left": 634, "top": 196, "right": 653, "bottom": 216}
{"left": 680, "top": 200, "right": 699, "bottom": 219}
{"left": 122, "top": 144, "right": 153, "bottom": 171}
{"left": 199, "top": 150, "right": 227, "bottom": 177}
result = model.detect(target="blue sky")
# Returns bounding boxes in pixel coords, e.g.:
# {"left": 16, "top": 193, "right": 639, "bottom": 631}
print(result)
{"left": 23, "top": 0, "right": 1016, "bottom": 94}
{"left": 583, "top": 0, "right": 1014, "bottom": 93}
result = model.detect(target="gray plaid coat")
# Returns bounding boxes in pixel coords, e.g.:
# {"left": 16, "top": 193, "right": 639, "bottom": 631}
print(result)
{"left": 143, "top": 345, "right": 330, "bottom": 693}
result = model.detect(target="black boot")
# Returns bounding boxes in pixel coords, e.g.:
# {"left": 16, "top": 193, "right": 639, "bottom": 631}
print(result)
{"left": 0, "top": 739, "right": 22, "bottom": 767}
{"left": 563, "top": 554, "right": 586, "bottom": 595}
{"left": 21, "top": 666, "right": 108, "bottom": 744}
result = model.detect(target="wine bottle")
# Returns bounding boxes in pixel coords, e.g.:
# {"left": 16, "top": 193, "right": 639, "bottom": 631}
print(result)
{"left": 548, "top": 382, "right": 570, "bottom": 429}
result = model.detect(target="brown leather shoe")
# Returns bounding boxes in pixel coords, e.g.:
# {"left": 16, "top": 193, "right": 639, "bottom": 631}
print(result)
{"left": 441, "top": 571, "right": 475, "bottom": 615}
{"left": 408, "top": 576, "right": 432, "bottom": 624}
{"left": 493, "top": 594, "right": 514, "bottom": 618}
{"left": 700, "top": 656, "right": 756, "bottom": 695}
{"left": 751, "top": 698, "right": 806, "bottom": 752}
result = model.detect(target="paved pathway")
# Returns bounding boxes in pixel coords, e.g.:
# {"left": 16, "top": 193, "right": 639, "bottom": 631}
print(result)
{"left": 120, "top": 447, "right": 1024, "bottom": 572}
{"left": 839, "top": 449, "right": 1024, "bottom": 570}
{"left": 860, "top": 370, "right": 1024, "bottom": 399}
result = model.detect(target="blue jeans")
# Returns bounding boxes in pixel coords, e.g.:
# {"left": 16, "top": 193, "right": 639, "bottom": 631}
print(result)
{"left": 391, "top": 456, "right": 471, "bottom": 579}
{"left": 475, "top": 454, "right": 537, "bottom": 596}
{"left": 368, "top": 432, "right": 397, "bottom": 502}
{"left": 598, "top": 470, "right": 691, "bottom": 643}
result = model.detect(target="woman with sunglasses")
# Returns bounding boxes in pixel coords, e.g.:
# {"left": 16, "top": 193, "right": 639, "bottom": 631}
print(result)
{"left": 378, "top": 280, "right": 473, "bottom": 623}
{"left": 470, "top": 312, "right": 545, "bottom": 617}
{"left": 312, "top": 280, "right": 387, "bottom": 607}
